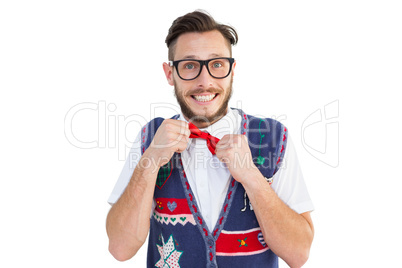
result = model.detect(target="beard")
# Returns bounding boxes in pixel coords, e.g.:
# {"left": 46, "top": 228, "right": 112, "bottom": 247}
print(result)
{"left": 174, "top": 77, "right": 233, "bottom": 126}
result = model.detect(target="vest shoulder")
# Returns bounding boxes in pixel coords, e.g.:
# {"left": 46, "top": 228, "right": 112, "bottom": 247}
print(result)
{"left": 246, "top": 114, "right": 287, "bottom": 132}
{"left": 141, "top": 115, "right": 180, "bottom": 153}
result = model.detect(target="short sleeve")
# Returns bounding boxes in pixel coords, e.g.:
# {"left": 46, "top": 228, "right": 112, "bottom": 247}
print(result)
{"left": 270, "top": 135, "right": 314, "bottom": 214}
{"left": 107, "top": 130, "right": 142, "bottom": 205}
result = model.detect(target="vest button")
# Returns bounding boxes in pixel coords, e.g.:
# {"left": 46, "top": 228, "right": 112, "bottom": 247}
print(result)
{"left": 208, "top": 239, "right": 215, "bottom": 247}
{"left": 208, "top": 263, "right": 216, "bottom": 268}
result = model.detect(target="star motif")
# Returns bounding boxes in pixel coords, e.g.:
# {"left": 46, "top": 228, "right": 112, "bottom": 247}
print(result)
{"left": 155, "top": 234, "right": 183, "bottom": 268}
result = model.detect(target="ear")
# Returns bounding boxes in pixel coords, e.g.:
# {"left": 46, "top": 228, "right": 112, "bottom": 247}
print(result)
{"left": 231, "top": 60, "right": 236, "bottom": 78}
{"left": 163, "top": 62, "right": 174, "bottom": 86}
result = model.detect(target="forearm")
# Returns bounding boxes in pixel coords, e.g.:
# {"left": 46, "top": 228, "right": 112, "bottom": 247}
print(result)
{"left": 242, "top": 170, "right": 314, "bottom": 268}
{"left": 106, "top": 155, "right": 158, "bottom": 261}
{"left": 106, "top": 119, "right": 190, "bottom": 261}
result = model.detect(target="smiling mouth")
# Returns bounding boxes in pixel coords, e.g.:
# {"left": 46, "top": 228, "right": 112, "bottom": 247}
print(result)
{"left": 191, "top": 94, "right": 218, "bottom": 102}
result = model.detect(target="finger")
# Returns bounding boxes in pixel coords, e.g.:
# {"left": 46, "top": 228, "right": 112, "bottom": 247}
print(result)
{"left": 215, "top": 144, "right": 228, "bottom": 158}
{"left": 165, "top": 119, "right": 189, "bottom": 129}
{"left": 175, "top": 139, "right": 189, "bottom": 153}
{"left": 216, "top": 139, "right": 231, "bottom": 150}
{"left": 216, "top": 154, "right": 230, "bottom": 165}
{"left": 164, "top": 119, "right": 190, "bottom": 136}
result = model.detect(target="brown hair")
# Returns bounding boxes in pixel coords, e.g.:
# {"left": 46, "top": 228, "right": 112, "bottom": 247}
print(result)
{"left": 165, "top": 10, "right": 238, "bottom": 60}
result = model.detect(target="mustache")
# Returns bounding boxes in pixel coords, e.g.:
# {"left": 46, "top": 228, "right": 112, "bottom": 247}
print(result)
{"left": 185, "top": 88, "right": 224, "bottom": 96}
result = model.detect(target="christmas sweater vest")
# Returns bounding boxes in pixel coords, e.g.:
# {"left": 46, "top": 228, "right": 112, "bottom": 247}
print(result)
{"left": 140, "top": 109, "right": 288, "bottom": 268}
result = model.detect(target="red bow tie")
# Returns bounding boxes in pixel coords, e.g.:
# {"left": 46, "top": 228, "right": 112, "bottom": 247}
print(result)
{"left": 189, "top": 122, "right": 220, "bottom": 155}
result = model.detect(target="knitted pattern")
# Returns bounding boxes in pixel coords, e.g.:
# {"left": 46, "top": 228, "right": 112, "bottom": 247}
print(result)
{"left": 141, "top": 109, "right": 287, "bottom": 268}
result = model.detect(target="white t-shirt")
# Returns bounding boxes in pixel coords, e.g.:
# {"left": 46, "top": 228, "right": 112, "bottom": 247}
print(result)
{"left": 108, "top": 109, "right": 314, "bottom": 231}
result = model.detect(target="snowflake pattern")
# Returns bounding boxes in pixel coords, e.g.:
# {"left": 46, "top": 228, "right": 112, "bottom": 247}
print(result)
{"left": 155, "top": 234, "right": 183, "bottom": 268}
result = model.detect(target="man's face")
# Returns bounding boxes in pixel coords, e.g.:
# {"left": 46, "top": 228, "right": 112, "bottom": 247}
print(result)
{"left": 163, "top": 30, "right": 236, "bottom": 127}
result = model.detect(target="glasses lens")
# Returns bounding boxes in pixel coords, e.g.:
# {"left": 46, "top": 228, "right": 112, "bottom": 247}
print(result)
{"left": 208, "top": 58, "right": 231, "bottom": 78}
{"left": 177, "top": 61, "right": 201, "bottom": 80}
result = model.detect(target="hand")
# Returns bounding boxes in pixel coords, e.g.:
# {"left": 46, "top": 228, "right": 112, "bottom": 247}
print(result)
{"left": 215, "top": 134, "right": 261, "bottom": 184}
{"left": 143, "top": 119, "right": 190, "bottom": 168}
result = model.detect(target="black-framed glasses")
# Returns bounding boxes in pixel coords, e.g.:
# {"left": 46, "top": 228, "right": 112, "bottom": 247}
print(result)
{"left": 169, "top": 57, "right": 235, "bottom": 81}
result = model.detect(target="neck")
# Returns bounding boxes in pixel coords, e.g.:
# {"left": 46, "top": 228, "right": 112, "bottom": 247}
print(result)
{"left": 183, "top": 107, "right": 228, "bottom": 129}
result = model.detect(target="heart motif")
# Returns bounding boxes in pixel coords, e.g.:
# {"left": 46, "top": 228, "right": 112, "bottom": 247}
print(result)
{"left": 167, "top": 201, "right": 177, "bottom": 212}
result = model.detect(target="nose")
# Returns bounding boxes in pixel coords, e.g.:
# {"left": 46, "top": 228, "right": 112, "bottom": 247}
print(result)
{"left": 196, "top": 65, "right": 214, "bottom": 88}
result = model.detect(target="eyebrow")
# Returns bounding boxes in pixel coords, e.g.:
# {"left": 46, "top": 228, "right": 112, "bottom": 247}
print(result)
{"left": 181, "top": 53, "right": 224, "bottom": 60}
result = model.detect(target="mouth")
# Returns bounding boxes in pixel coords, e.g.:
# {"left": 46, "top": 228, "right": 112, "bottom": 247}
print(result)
{"left": 191, "top": 94, "right": 218, "bottom": 103}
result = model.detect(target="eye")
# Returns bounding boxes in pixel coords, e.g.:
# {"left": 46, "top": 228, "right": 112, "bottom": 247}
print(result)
{"left": 185, "top": 63, "right": 195, "bottom": 70}
{"left": 212, "top": 62, "right": 223, "bottom": 68}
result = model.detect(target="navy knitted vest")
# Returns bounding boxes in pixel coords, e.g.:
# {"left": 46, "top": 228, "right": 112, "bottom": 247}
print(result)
{"left": 141, "top": 109, "right": 288, "bottom": 268}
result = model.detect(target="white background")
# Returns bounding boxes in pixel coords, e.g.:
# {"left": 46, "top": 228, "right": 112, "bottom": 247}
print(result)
{"left": 1, "top": 1, "right": 401, "bottom": 267}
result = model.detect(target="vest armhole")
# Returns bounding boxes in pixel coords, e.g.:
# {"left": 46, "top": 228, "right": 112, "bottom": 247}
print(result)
{"left": 273, "top": 123, "right": 288, "bottom": 176}
{"left": 141, "top": 117, "right": 165, "bottom": 155}
{"left": 140, "top": 115, "right": 181, "bottom": 155}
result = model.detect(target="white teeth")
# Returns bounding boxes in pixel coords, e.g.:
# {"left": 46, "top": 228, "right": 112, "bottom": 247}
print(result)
{"left": 193, "top": 94, "right": 216, "bottom": 102}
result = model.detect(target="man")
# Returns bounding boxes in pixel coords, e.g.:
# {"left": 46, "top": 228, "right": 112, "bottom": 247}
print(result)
{"left": 106, "top": 10, "right": 314, "bottom": 268}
